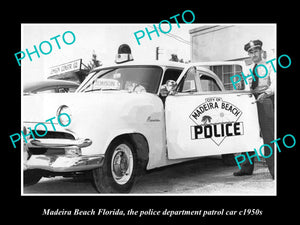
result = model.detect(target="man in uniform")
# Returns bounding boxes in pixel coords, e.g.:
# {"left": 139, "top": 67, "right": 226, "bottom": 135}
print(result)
{"left": 233, "top": 40, "right": 275, "bottom": 179}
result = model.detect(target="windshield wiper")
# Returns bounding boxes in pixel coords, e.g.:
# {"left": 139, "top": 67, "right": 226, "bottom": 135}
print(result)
{"left": 85, "top": 88, "right": 121, "bottom": 92}
{"left": 84, "top": 88, "right": 102, "bottom": 92}
{"left": 102, "top": 88, "right": 120, "bottom": 91}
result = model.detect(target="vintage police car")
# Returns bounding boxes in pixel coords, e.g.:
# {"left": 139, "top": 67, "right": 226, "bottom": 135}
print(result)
{"left": 23, "top": 53, "right": 262, "bottom": 193}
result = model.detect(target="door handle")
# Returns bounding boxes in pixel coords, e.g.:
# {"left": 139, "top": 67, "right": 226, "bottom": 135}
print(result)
{"left": 236, "top": 93, "right": 253, "bottom": 97}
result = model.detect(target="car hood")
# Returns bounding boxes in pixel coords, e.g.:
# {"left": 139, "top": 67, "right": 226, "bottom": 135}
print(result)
{"left": 23, "top": 91, "right": 161, "bottom": 125}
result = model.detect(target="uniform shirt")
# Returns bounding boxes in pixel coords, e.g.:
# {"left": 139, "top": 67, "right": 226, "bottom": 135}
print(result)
{"left": 244, "top": 59, "right": 276, "bottom": 96}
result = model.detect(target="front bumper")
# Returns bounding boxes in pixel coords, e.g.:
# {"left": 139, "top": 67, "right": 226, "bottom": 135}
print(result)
{"left": 24, "top": 154, "right": 104, "bottom": 172}
{"left": 24, "top": 138, "right": 104, "bottom": 172}
{"left": 29, "top": 138, "right": 93, "bottom": 148}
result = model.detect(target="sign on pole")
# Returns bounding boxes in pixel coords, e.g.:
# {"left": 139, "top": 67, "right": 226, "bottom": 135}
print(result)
{"left": 49, "top": 59, "right": 82, "bottom": 76}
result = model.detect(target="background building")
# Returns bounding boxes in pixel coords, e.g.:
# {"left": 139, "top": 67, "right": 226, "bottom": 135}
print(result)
{"left": 189, "top": 25, "right": 276, "bottom": 90}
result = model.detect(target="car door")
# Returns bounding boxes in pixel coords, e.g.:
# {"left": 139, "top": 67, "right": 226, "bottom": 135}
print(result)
{"left": 165, "top": 63, "right": 262, "bottom": 159}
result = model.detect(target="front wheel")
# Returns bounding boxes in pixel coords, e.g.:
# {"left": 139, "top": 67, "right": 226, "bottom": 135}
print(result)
{"left": 24, "top": 170, "right": 42, "bottom": 186}
{"left": 92, "top": 139, "right": 137, "bottom": 193}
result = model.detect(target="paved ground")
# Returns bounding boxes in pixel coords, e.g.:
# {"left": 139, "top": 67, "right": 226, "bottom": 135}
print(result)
{"left": 23, "top": 157, "right": 275, "bottom": 195}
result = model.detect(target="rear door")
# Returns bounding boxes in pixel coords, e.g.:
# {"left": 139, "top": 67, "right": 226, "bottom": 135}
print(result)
{"left": 165, "top": 62, "right": 262, "bottom": 159}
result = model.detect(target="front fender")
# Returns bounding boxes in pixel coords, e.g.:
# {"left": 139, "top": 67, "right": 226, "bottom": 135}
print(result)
{"left": 23, "top": 92, "right": 166, "bottom": 170}
{"left": 68, "top": 92, "right": 164, "bottom": 158}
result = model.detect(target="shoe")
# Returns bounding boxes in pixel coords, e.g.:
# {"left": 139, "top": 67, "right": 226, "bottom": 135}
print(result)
{"left": 233, "top": 170, "right": 253, "bottom": 176}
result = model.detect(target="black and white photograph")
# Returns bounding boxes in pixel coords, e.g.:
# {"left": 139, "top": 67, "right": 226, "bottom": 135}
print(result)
{"left": 4, "top": 5, "right": 298, "bottom": 223}
{"left": 20, "top": 23, "right": 277, "bottom": 195}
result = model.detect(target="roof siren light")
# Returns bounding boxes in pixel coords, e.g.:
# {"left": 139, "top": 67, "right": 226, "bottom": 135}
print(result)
{"left": 115, "top": 44, "right": 134, "bottom": 64}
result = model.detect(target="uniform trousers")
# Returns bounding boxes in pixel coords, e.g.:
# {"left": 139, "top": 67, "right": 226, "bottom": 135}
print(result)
{"left": 239, "top": 96, "right": 274, "bottom": 178}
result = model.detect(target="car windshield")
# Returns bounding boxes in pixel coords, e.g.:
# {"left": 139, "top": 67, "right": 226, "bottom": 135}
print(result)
{"left": 79, "top": 66, "right": 163, "bottom": 94}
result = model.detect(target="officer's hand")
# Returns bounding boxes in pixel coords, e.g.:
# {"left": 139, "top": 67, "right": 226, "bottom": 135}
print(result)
{"left": 257, "top": 92, "right": 267, "bottom": 102}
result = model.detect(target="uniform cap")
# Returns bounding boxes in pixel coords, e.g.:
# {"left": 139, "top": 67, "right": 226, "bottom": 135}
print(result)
{"left": 244, "top": 40, "right": 263, "bottom": 52}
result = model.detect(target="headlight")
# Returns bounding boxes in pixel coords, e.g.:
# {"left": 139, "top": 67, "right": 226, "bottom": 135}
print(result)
{"left": 56, "top": 105, "right": 72, "bottom": 127}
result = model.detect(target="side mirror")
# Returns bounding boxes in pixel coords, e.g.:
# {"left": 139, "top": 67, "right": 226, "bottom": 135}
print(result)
{"left": 160, "top": 80, "right": 177, "bottom": 97}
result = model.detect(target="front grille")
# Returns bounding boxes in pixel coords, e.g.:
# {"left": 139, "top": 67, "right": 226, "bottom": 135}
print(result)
{"left": 26, "top": 130, "right": 76, "bottom": 156}
{"left": 34, "top": 131, "right": 75, "bottom": 140}
{"left": 28, "top": 147, "right": 65, "bottom": 156}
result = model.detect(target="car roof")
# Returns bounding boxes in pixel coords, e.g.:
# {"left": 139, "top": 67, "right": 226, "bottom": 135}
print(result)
{"left": 91, "top": 59, "right": 245, "bottom": 72}
{"left": 91, "top": 60, "right": 187, "bottom": 72}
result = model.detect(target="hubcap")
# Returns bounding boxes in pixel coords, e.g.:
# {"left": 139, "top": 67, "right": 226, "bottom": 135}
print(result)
{"left": 111, "top": 144, "right": 133, "bottom": 185}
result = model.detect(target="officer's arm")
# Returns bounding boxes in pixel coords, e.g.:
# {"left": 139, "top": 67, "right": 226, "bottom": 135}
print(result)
{"left": 264, "top": 63, "right": 276, "bottom": 96}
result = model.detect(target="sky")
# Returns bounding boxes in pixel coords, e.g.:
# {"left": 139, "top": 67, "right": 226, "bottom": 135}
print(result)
{"left": 21, "top": 23, "right": 200, "bottom": 84}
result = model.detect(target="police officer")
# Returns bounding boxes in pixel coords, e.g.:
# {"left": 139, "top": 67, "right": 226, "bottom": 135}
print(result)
{"left": 233, "top": 40, "right": 275, "bottom": 179}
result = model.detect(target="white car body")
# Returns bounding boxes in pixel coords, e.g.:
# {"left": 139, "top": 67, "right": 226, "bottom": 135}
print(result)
{"left": 23, "top": 60, "right": 262, "bottom": 192}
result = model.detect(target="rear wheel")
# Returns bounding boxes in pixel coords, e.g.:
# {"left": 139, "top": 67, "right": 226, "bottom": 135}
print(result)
{"left": 92, "top": 139, "right": 137, "bottom": 193}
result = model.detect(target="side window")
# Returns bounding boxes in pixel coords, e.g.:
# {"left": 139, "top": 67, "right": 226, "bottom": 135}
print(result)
{"left": 177, "top": 67, "right": 197, "bottom": 93}
{"left": 199, "top": 74, "right": 221, "bottom": 92}
{"left": 161, "top": 68, "right": 183, "bottom": 85}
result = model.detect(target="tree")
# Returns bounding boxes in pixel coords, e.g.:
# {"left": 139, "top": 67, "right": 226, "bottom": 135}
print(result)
{"left": 86, "top": 50, "right": 102, "bottom": 71}
{"left": 78, "top": 51, "right": 102, "bottom": 83}
{"left": 169, "top": 54, "right": 184, "bottom": 63}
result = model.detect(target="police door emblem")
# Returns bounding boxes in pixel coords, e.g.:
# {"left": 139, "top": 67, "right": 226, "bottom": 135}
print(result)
{"left": 189, "top": 97, "right": 244, "bottom": 146}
